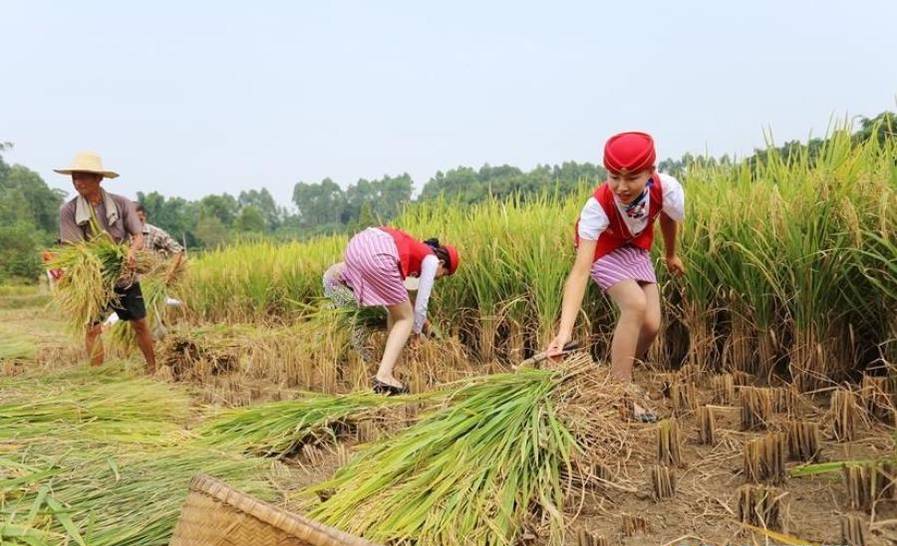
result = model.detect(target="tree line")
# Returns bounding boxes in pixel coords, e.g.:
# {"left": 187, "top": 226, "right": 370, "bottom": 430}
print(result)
{"left": 135, "top": 161, "right": 607, "bottom": 247}
{"left": 1, "top": 111, "right": 892, "bottom": 282}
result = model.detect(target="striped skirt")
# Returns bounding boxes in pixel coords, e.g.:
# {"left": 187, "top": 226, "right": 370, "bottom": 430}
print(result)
{"left": 591, "top": 246, "right": 657, "bottom": 291}
{"left": 340, "top": 228, "right": 409, "bottom": 307}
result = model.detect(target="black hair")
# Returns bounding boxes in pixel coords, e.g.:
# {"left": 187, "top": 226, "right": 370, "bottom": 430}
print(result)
{"left": 424, "top": 238, "right": 450, "bottom": 267}
{"left": 135, "top": 203, "right": 146, "bottom": 213}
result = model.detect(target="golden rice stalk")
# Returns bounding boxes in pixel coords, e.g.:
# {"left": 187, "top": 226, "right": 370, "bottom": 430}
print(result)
{"left": 785, "top": 420, "right": 821, "bottom": 462}
{"left": 563, "top": 457, "right": 614, "bottom": 491}
{"left": 650, "top": 465, "right": 676, "bottom": 501}
{"left": 743, "top": 432, "right": 787, "bottom": 484}
{"left": 860, "top": 375, "right": 896, "bottom": 424}
{"left": 355, "top": 418, "right": 385, "bottom": 443}
{"left": 670, "top": 381, "right": 698, "bottom": 416}
{"left": 879, "top": 461, "right": 897, "bottom": 501}
{"left": 737, "top": 485, "right": 788, "bottom": 532}
{"left": 844, "top": 464, "right": 874, "bottom": 512}
{"left": 741, "top": 386, "right": 774, "bottom": 430}
{"left": 575, "top": 530, "right": 608, "bottom": 546}
{"left": 840, "top": 514, "right": 866, "bottom": 546}
{"left": 732, "top": 371, "right": 753, "bottom": 386}
{"left": 676, "top": 363, "right": 703, "bottom": 384}
{"left": 620, "top": 515, "right": 648, "bottom": 537}
{"left": 831, "top": 388, "right": 860, "bottom": 442}
{"left": 711, "top": 373, "right": 736, "bottom": 404}
{"left": 697, "top": 405, "right": 716, "bottom": 445}
{"left": 657, "top": 417, "right": 684, "bottom": 467}
{"left": 843, "top": 462, "right": 897, "bottom": 512}
{"left": 771, "top": 386, "right": 801, "bottom": 416}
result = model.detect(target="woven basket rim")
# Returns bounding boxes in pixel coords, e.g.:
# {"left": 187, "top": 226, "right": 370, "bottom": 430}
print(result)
{"left": 188, "top": 474, "right": 379, "bottom": 546}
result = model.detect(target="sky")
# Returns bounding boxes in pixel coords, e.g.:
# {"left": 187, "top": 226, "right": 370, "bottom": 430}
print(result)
{"left": 2, "top": 0, "right": 896, "bottom": 206}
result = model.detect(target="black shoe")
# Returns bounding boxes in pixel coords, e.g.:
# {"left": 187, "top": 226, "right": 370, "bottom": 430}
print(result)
{"left": 372, "top": 378, "right": 409, "bottom": 396}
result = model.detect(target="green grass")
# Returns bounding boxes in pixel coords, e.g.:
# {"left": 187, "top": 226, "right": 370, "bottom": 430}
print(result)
{"left": 0, "top": 284, "right": 41, "bottom": 297}
{"left": 0, "top": 331, "right": 36, "bottom": 360}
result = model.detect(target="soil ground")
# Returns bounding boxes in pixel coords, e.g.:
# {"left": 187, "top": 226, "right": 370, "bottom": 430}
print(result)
{"left": 3, "top": 292, "right": 896, "bottom": 545}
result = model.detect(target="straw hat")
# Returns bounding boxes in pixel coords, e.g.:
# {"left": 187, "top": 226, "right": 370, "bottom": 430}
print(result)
{"left": 54, "top": 151, "right": 119, "bottom": 179}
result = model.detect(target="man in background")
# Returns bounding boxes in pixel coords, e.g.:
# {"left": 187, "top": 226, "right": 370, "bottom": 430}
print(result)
{"left": 55, "top": 151, "right": 156, "bottom": 373}
{"left": 135, "top": 203, "right": 185, "bottom": 260}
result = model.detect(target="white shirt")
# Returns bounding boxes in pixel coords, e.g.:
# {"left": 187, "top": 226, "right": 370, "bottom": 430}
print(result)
{"left": 577, "top": 173, "right": 685, "bottom": 241}
{"left": 412, "top": 254, "right": 439, "bottom": 334}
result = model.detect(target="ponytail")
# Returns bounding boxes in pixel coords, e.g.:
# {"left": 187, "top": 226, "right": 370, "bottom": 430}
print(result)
{"left": 424, "top": 237, "right": 450, "bottom": 266}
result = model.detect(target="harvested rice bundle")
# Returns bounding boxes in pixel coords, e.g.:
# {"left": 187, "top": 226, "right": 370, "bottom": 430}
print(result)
{"left": 0, "top": 445, "right": 292, "bottom": 546}
{"left": 47, "top": 235, "right": 156, "bottom": 334}
{"left": 0, "top": 366, "right": 297, "bottom": 546}
{"left": 108, "top": 255, "right": 187, "bottom": 352}
{"left": 201, "top": 390, "right": 441, "bottom": 457}
{"left": 306, "top": 355, "right": 632, "bottom": 546}
{"left": 0, "top": 367, "right": 193, "bottom": 449}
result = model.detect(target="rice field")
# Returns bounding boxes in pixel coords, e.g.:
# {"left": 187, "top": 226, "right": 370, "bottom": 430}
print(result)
{"left": 3, "top": 120, "right": 897, "bottom": 545}
{"left": 179, "top": 123, "right": 897, "bottom": 388}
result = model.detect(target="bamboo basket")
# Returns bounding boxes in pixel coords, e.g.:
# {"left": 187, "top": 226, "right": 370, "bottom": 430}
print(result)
{"left": 170, "top": 474, "right": 379, "bottom": 546}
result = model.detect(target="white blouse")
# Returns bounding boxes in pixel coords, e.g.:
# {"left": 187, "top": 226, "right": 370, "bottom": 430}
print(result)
{"left": 577, "top": 173, "right": 686, "bottom": 241}
{"left": 412, "top": 254, "right": 439, "bottom": 334}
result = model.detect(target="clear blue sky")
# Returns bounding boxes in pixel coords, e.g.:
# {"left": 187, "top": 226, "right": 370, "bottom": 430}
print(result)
{"left": 2, "top": 0, "right": 895, "bottom": 205}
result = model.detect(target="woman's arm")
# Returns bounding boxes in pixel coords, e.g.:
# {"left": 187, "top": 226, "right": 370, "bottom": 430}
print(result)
{"left": 412, "top": 255, "right": 439, "bottom": 334}
{"left": 546, "top": 239, "right": 597, "bottom": 353}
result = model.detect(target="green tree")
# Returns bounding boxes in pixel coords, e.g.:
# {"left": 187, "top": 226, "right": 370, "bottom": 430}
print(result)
{"left": 0, "top": 223, "right": 43, "bottom": 281}
{"left": 199, "top": 193, "right": 239, "bottom": 226}
{"left": 137, "top": 191, "right": 198, "bottom": 247}
{"left": 855, "top": 111, "right": 897, "bottom": 145}
{"left": 420, "top": 166, "right": 481, "bottom": 203}
{"left": 0, "top": 145, "right": 63, "bottom": 280}
{"left": 239, "top": 188, "right": 282, "bottom": 231}
{"left": 235, "top": 205, "right": 266, "bottom": 233}
{"left": 0, "top": 147, "right": 65, "bottom": 233}
{"left": 291, "top": 178, "right": 345, "bottom": 227}
{"left": 194, "top": 214, "right": 229, "bottom": 248}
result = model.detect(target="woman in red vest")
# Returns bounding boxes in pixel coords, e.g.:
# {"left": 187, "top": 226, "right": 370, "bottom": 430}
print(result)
{"left": 323, "top": 226, "right": 460, "bottom": 395}
{"left": 546, "top": 132, "right": 685, "bottom": 421}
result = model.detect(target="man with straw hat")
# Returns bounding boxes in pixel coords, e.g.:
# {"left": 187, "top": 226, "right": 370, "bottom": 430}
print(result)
{"left": 55, "top": 151, "right": 156, "bottom": 373}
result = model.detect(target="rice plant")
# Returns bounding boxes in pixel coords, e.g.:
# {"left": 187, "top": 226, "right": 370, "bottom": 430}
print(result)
{"left": 201, "top": 390, "right": 441, "bottom": 457}
{"left": 176, "top": 119, "right": 897, "bottom": 386}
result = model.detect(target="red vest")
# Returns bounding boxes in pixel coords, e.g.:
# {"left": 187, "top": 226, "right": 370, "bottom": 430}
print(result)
{"left": 378, "top": 226, "right": 434, "bottom": 279}
{"left": 575, "top": 175, "right": 664, "bottom": 262}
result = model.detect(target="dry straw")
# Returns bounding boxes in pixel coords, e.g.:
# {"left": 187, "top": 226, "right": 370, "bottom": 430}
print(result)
{"left": 842, "top": 462, "right": 897, "bottom": 512}
{"left": 670, "top": 380, "right": 698, "bottom": 415}
{"left": 831, "top": 388, "right": 861, "bottom": 442}
{"left": 860, "top": 374, "right": 895, "bottom": 424}
{"left": 840, "top": 514, "right": 867, "bottom": 546}
{"left": 711, "top": 373, "right": 737, "bottom": 404}
{"left": 740, "top": 386, "right": 774, "bottom": 430}
{"left": 620, "top": 515, "right": 648, "bottom": 537}
{"left": 697, "top": 406, "right": 716, "bottom": 445}
{"left": 575, "top": 530, "right": 608, "bottom": 546}
{"left": 785, "top": 420, "right": 821, "bottom": 462}
{"left": 743, "top": 433, "right": 787, "bottom": 484}
{"left": 737, "top": 485, "right": 788, "bottom": 532}
{"left": 650, "top": 465, "right": 676, "bottom": 501}
{"left": 656, "top": 418, "right": 684, "bottom": 467}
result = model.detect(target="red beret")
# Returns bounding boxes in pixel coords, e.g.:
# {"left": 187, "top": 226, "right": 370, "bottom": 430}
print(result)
{"left": 443, "top": 244, "right": 460, "bottom": 275}
{"left": 603, "top": 132, "right": 656, "bottom": 174}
